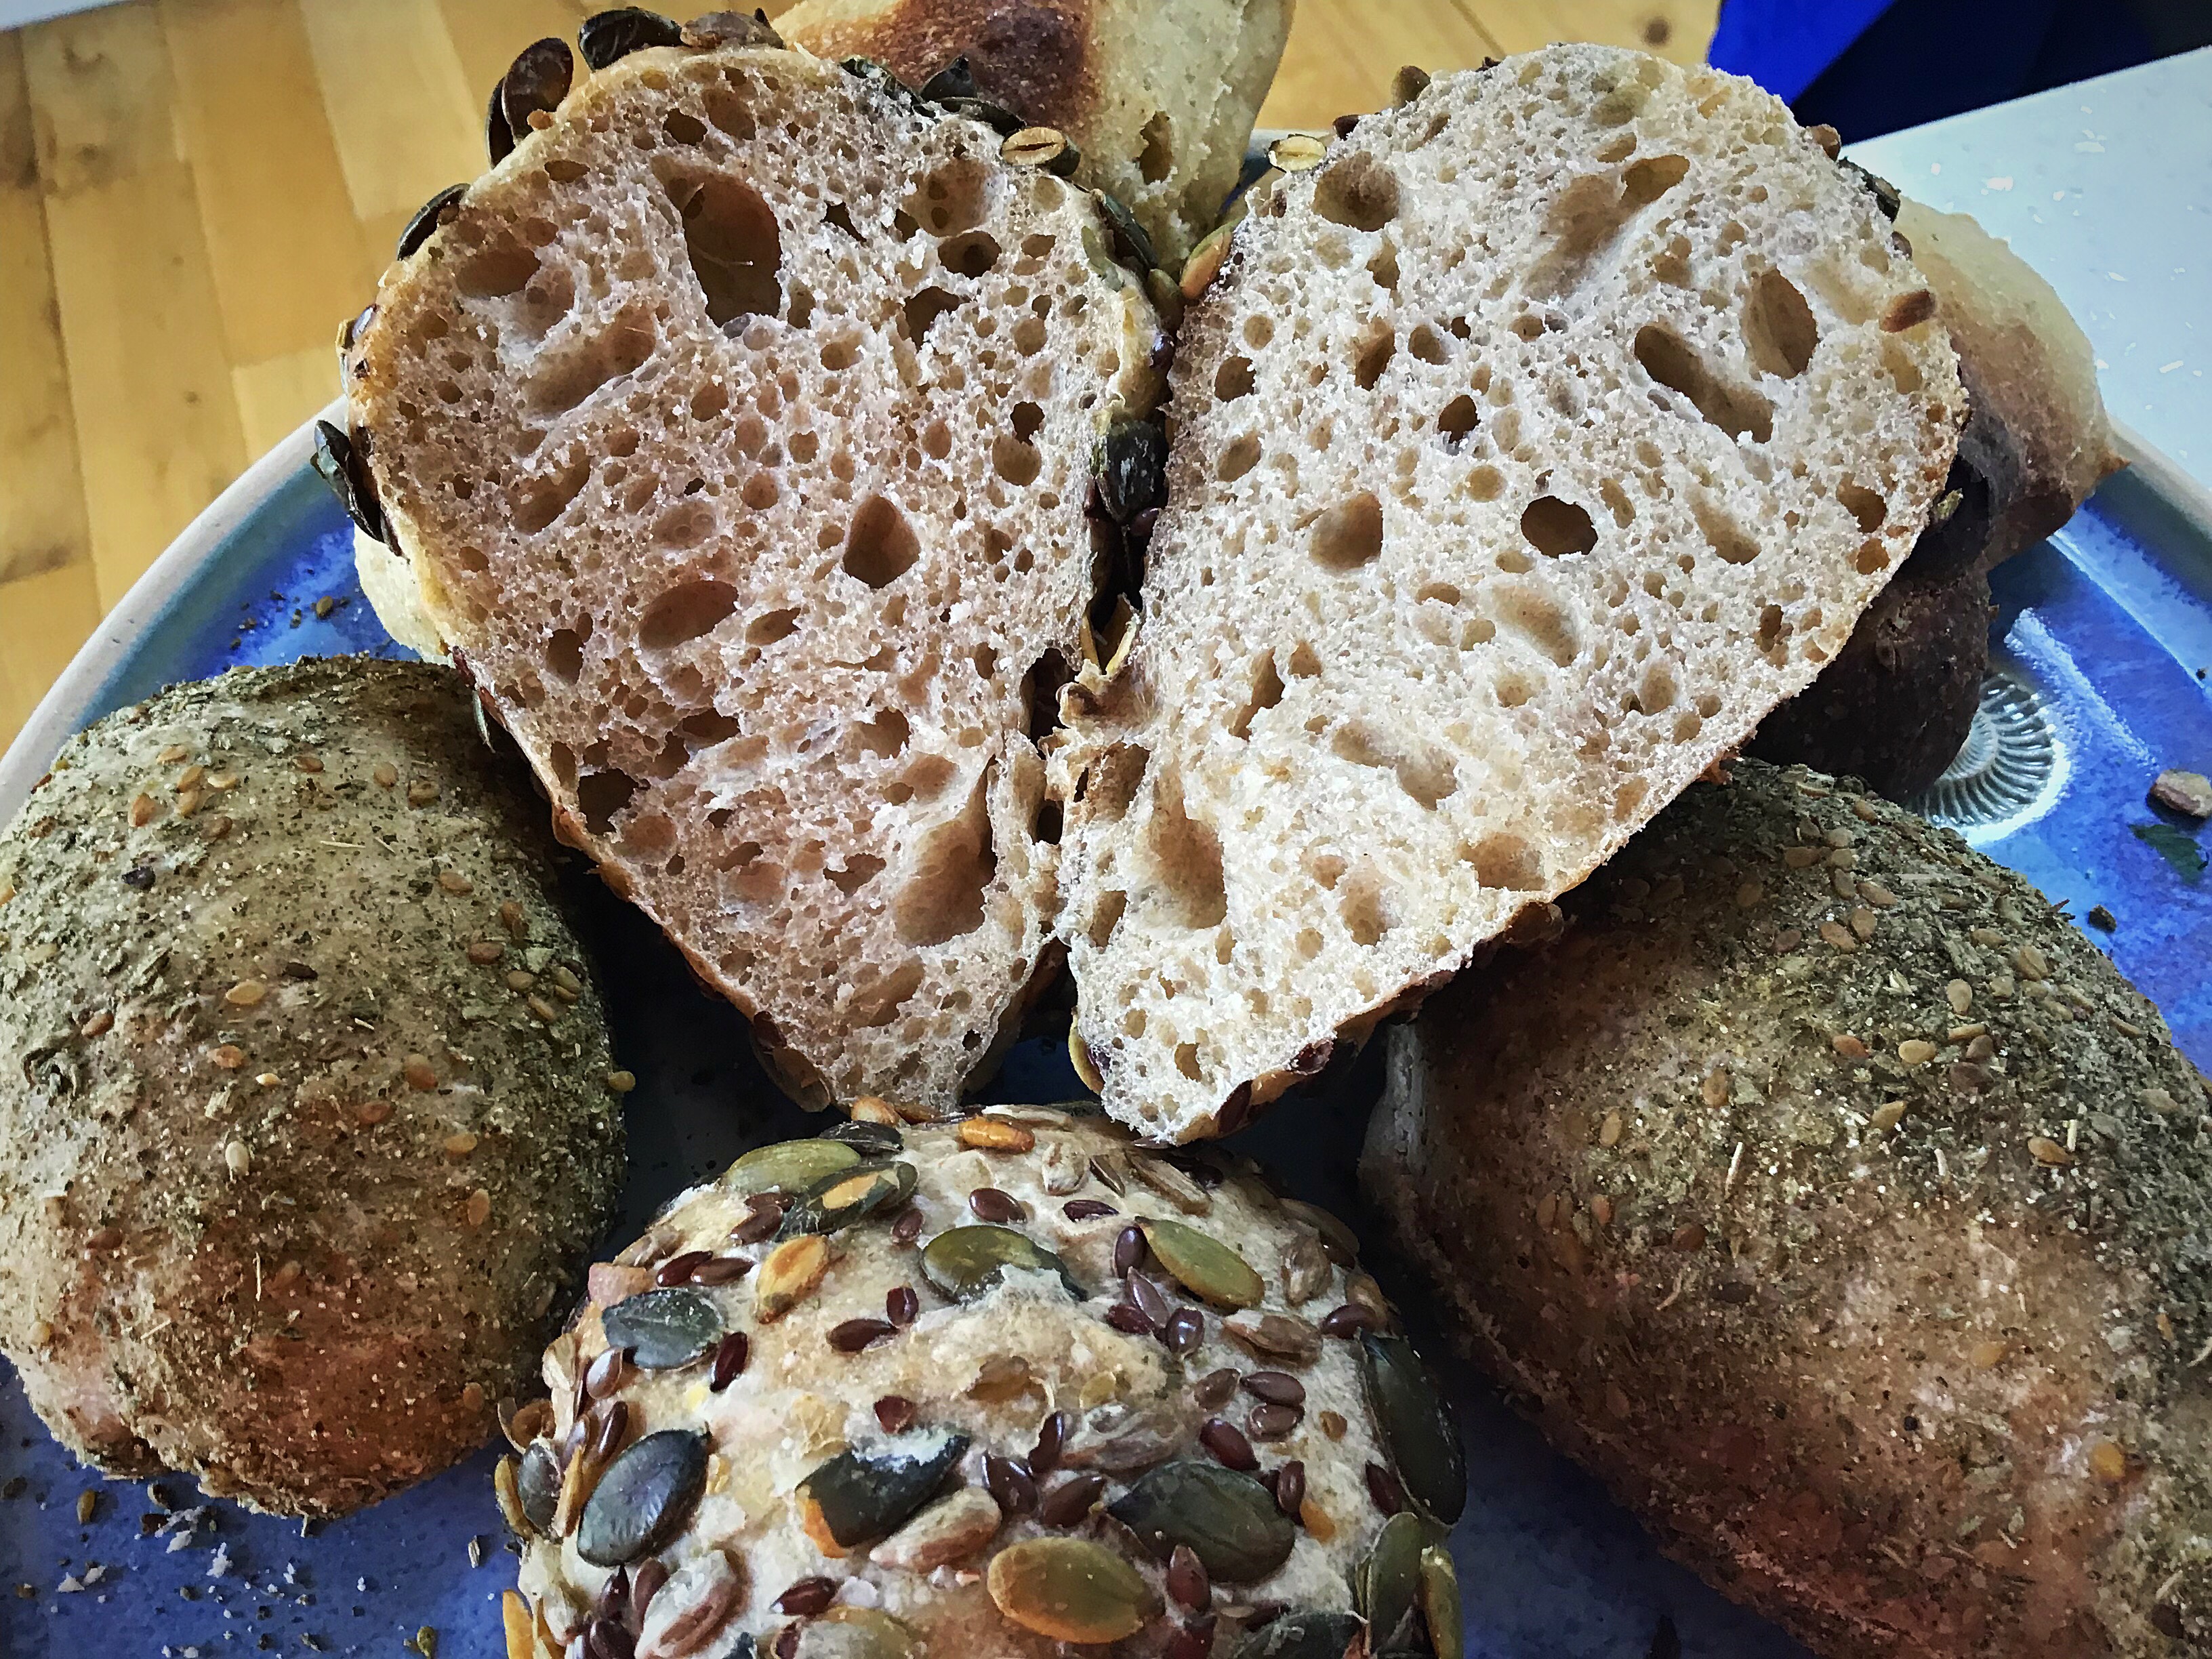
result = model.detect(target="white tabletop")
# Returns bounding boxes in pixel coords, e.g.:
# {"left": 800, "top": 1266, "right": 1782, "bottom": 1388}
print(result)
{"left": 1853, "top": 46, "right": 2212, "bottom": 481}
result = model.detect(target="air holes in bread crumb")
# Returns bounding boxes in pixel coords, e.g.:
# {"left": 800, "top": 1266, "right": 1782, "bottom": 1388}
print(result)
{"left": 1408, "top": 325, "right": 1447, "bottom": 365}
{"left": 1464, "top": 832, "right": 1542, "bottom": 890}
{"left": 1339, "top": 872, "right": 1388, "bottom": 945}
{"left": 672, "top": 175, "right": 781, "bottom": 327}
{"left": 1497, "top": 586, "right": 1579, "bottom": 665}
{"left": 993, "top": 435, "right": 1040, "bottom": 485}
{"left": 679, "top": 708, "right": 741, "bottom": 748}
{"left": 1229, "top": 654, "right": 1284, "bottom": 739}
{"left": 852, "top": 961, "right": 923, "bottom": 1026}
{"left": 1838, "top": 483, "right": 1887, "bottom": 531}
{"left": 655, "top": 498, "right": 715, "bottom": 548}
{"left": 843, "top": 496, "right": 919, "bottom": 588}
{"left": 827, "top": 855, "right": 884, "bottom": 896}
{"left": 663, "top": 108, "right": 706, "bottom": 146}
{"left": 1218, "top": 434, "right": 1261, "bottom": 482}
{"left": 1146, "top": 771, "right": 1227, "bottom": 929}
{"left": 546, "top": 628, "right": 585, "bottom": 684}
{"left": 638, "top": 580, "right": 739, "bottom": 651}
{"left": 529, "top": 307, "right": 656, "bottom": 416}
{"left": 1314, "top": 153, "right": 1400, "bottom": 232}
{"left": 1744, "top": 268, "right": 1818, "bottom": 379}
{"left": 1437, "top": 395, "right": 1479, "bottom": 451}
{"left": 894, "top": 777, "right": 996, "bottom": 946}
{"left": 1332, "top": 722, "right": 1457, "bottom": 807}
{"left": 911, "top": 158, "right": 990, "bottom": 237}
{"left": 577, "top": 769, "right": 640, "bottom": 834}
{"left": 745, "top": 607, "right": 800, "bottom": 645}
{"left": 511, "top": 453, "right": 590, "bottom": 531}
{"left": 1286, "top": 642, "right": 1322, "bottom": 678}
{"left": 1173, "top": 1042, "right": 1202, "bottom": 1081}
{"left": 1243, "top": 315, "right": 1273, "bottom": 350}
{"left": 1692, "top": 497, "right": 1761, "bottom": 565}
{"left": 857, "top": 708, "right": 909, "bottom": 757}
{"left": 1088, "top": 888, "right": 1128, "bottom": 947}
{"left": 1023, "top": 649, "right": 1072, "bottom": 740}
{"left": 1633, "top": 324, "right": 1773, "bottom": 443}
{"left": 1855, "top": 538, "right": 1891, "bottom": 575}
{"left": 1310, "top": 493, "right": 1383, "bottom": 571}
{"left": 1521, "top": 495, "right": 1597, "bottom": 558}
{"left": 1637, "top": 660, "right": 1677, "bottom": 714}
{"left": 1353, "top": 327, "right": 1395, "bottom": 390}
{"left": 455, "top": 237, "right": 539, "bottom": 300}
{"left": 1216, "top": 355, "right": 1255, "bottom": 402}
{"left": 824, "top": 201, "right": 862, "bottom": 241}
{"left": 941, "top": 231, "right": 1000, "bottom": 279}
{"left": 904, "top": 286, "right": 961, "bottom": 344}
{"left": 1139, "top": 111, "right": 1174, "bottom": 184}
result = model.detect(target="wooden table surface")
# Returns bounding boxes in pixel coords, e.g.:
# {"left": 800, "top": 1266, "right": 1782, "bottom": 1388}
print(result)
{"left": 0, "top": 0, "right": 1716, "bottom": 752}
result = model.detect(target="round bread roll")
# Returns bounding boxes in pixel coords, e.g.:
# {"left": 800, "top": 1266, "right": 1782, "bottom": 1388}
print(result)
{"left": 505, "top": 1110, "right": 1464, "bottom": 1658}
{"left": 1365, "top": 758, "right": 2212, "bottom": 1657}
{"left": 0, "top": 659, "right": 626, "bottom": 1515}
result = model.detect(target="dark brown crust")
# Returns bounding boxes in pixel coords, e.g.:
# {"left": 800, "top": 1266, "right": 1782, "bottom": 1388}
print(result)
{"left": 785, "top": 0, "right": 1098, "bottom": 140}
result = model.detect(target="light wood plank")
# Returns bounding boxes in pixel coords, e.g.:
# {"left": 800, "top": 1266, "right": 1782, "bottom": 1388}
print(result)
{"left": 0, "top": 30, "right": 93, "bottom": 589}
{"left": 1460, "top": 0, "right": 1717, "bottom": 66}
{"left": 436, "top": 0, "right": 590, "bottom": 104}
{"left": 1261, "top": 0, "right": 1504, "bottom": 131}
{"left": 232, "top": 344, "right": 337, "bottom": 457}
{"left": 299, "top": 0, "right": 480, "bottom": 224}
{"left": 0, "top": 558, "right": 102, "bottom": 754}
{"left": 17, "top": 0, "right": 178, "bottom": 194}
{"left": 159, "top": 0, "right": 377, "bottom": 365}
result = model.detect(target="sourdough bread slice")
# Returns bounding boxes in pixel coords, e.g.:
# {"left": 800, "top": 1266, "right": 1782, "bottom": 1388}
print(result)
{"left": 1054, "top": 45, "right": 1965, "bottom": 1139}
{"left": 346, "top": 39, "right": 1163, "bottom": 1111}
{"left": 774, "top": 0, "right": 1295, "bottom": 264}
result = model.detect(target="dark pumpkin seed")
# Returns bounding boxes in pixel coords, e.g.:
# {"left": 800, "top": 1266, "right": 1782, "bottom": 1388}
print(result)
{"left": 781, "top": 1159, "right": 918, "bottom": 1236}
{"left": 499, "top": 37, "right": 573, "bottom": 162}
{"left": 1141, "top": 1217, "right": 1262, "bottom": 1309}
{"left": 984, "top": 1452, "right": 1036, "bottom": 1515}
{"left": 708, "top": 1331, "right": 748, "bottom": 1391}
{"left": 1273, "top": 1460, "right": 1305, "bottom": 1519}
{"left": 1092, "top": 189, "right": 1158, "bottom": 272}
{"left": 310, "top": 420, "right": 386, "bottom": 543}
{"left": 601, "top": 1288, "right": 723, "bottom": 1370}
{"left": 1358, "top": 1511, "right": 1425, "bottom": 1645}
{"left": 1839, "top": 157, "right": 1902, "bottom": 219}
{"left": 1095, "top": 419, "right": 1169, "bottom": 527}
{"left": 874, "top": 1395, "right": 916, "bottom": 1433}
{"left": 1165, "top": 1307, "right": 1205, "bottom": 1355}
{"left": 935, "top": 93, "right": 1025, "bottom": 136}
{"left": 578, "top": 7, "right": 682, "bottom": 69}
{"left": 577, "top": 1430, "right": 708, "bottom": 1566}
{"left": 774, "top": 1576, "right": 836, "bottom": 1616}
{"left": 798, "top": 1434, "right": 969, "bottom": 1551}
{"left": 1113, "top": 1225, "right": 1149, "bottom": 1277}
{"left": 1193, "top": 1368, "right": 1239, "bottom": 1409}
{"left": 1242, "top": 1372, "right": 1304, "bottom": 1406}
{"left": 1361, "top": 1332, "right": 1466, "bottom": 1523}
{"left": 728, "top": 1137, "right": 859, "bottom": 1197}
{"left": 839, "top": 57, "right": 930, "bottom": 118}
{"left": 1109, "top": 1460, "right": 1294, "bottom": 1582}
{"left": 1200, "top": 1417, "right": 1258, "bottom": 1471}
{"left": 1063, "top": 1198, "right": 1118, "bottom": 1221}
{"left": 1228, "top": 1612, "right": 1362, "bottom": 1659}
{"left": 1421, "top": 1544, "right": 1465, "bottom": 1659}
{"left": 886, "top": 1285, "right": 919, "bottom": 1326}
{"left": 655, "top": 1250, "right": 711, "bottom": 1287}
{"left": 968, "top": 1187, "right": 1026, "bottom": 1224}
{"left": 830, "top": 1317, "right": 898, "bottom": 1353}
{"left": 396, "top": 184, "right": 466, "bottom": 260}
{"left": 1166, "top": 1542, "right": 1209, "bottom": 1611}
{"left": 1248, "top": 1402, "right": 1301, "bottom": 1441}
{"left": 1038, "top": 1471, "right": 1106, "bottom": 1526}
{"left": 1031, "top": 1411, "right": 1067, "bottom": 1473}
{"left": 920, "top": 1225, "right": 1082, "bottom": 1302}
{"left": 517, "top": 1440, "right": 561, "bottom": 1532}
{"left": 825, "top": 1119, "right": 903, "bottom": 1154}
{"left": 919, "top": 56, "right": 979, "bottom": 101}
{"left": 486, "top": 82, "right": 516, "bottom": 166}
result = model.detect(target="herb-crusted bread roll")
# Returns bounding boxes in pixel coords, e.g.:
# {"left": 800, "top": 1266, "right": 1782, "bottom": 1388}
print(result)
{"left": 0, "top": 660, "right": 626, "bottom": 1516}
{"left": 1364, "top": 758, "right": 2212, "bottom": 1656}
{"left": 1053, "top": 45, "right": 1966, "bottom": 1141}
{"left": 504, "top": 1110, "right": 1465, "bottom": 1658}
{"left": 344, "top": 25, "right": 1164, "bottom": 1118}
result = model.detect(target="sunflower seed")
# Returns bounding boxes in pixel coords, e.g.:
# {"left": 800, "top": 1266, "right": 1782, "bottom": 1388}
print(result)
{"left": 636, "top": 1547, "right": 739, "bottom": 1659}
{"left": 577, "top": 1430, "right": 708, "bottom": 1566}
{"left": 516, "top": 1441, "right": 561, "bottom": 1533}
{"left": 310, "top": 420, "right": 386, "bottom": 543}
{"left": 872, "top": 1487, "right": 1002, "bottom": 1572}
{"left": 1095, "top": 419, "right": 1168, "bottom": 525}
{"left": 1092, "top": 189, "right": 1158, "bottom": 272}
{"left": 1267, "top": 133, "right": 1328, "bottom": 172}
{"left": 987, "top": 1537, "right": 1158, "bottom": 1643}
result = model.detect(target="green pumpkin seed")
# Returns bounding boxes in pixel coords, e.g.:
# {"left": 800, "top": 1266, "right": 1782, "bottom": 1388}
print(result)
{"left": 1228, "top": 1611, "right": 1364, "bottom": 1658}
{"left": 986, "top": 1537, "right": 1158, "bottom": 1643}
{"left": 800, "top": 1607, "right": 923, "bottom": 1659}
{"left": 1358, "top": 1510, "right": 1425, "bottom": 1647}
{"left": 1080, "top": 224, "right": 1127, "bottom": 291}
{"left": 920, "top": 1225, "right": 1083, "bottom": 1302}
{"left": 577, "top": 1429, "right": 708, "bottom": 1566}
{"left": 1139, "top": 1218, "right": 1263, "bottom": 1309}
{"left": 1106, "top": 1460, "right": 1294, "bottom": 1582}
{"left": 1420, "top": 1544, "right": 1464, "bottom": 1659}
{"left": 726, "top": 1137, "right": 859, "bottom": 1196}
{"left": 1092, "top": 189, "right": 1158, "bottom": 272}
{"left": 779, "top": 1160, "right": 918, "bottom": 1237}
{"left": 1094, "top": 419, "right": 1168, "bottom": 527}
{"left": 600, "top": 1286, "right": 724, "bottom": 1369}
{"left": 515, "top": 1440, "right": 560, "bottom": 1532}
{"left": 1267, "top": 132, "right": 1329, "bottom": 172}
{"left": 798, "top": 1433, "right": 969, "bottom": 1552}
{"left": 824, "top": 1119, "right": 903, "bottom": 1154}
{"left": 1361, "top": 1332, "right": 1467, "bottom": 1523}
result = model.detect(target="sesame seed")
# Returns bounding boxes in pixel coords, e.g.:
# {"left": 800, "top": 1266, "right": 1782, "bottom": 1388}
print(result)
{"left": 1735, "top": 881, "right": 1763, "bottom": 907}
{"left": 357, "top": 1100, "right": 394, "bottom": 1126}
{"left": 407, "top": 779, "right": 440, "bottom": 806}
{"left": 1818, "top": 919, "right": 1857, "bottom": 952}
{"left": 1700, "top": 1067, "right": 1730, "bottom": 1107}
{"left": 212, "top": 1044, "right": 245, "bottom": 1069}
{"left": 550, "top": 964, "right": 581, "bottom": 994}
{"left": 225, "top": 979, "right": 267, "bottom": 1007}
{"left": 1590, "top": 1193, "right": 1614, "bottom": 1227}
{"left": 129, "top": 793, "right": 159, "bottom": 827}
{"left": 465, "top": 941, "right": 504, "bottom": 965}
{"left": 157, "top": 744, "right": 190, "bottom": 764}
{"left": 1849, "top": 906, "right": 1876, "bottom": 939}
{"left": 437, "top": 871, "right": 474, "bottom": 894}
{"left": 499, "top": 901, "right": 526, "bottom": 939}
{"left": 1598, "top": 1110, "right": 1623, "bottom": 1148}
{"left": 505, "top": 970, "right": 537, "bottom": 991}
{"left": 1858, "top": 880, "right": 1898, "bottom": 908}
{"left": 2013, "top": 943, "right": 2049, "bottom": 981}
{"left": 403, "top": 1055, "right": 438, "bottom": 1090}
{"left": 176, "top": 789, "right": 202, "bottom": 819}
{"left": 1946, "top": 981, "right": 1974, "bottom": 1015}
{"left": 293, "top": 752, "right": 323, "bottom": 773}
{"left": 1850, "top": 796, "right": 1879, "bottom": 823}
{"left": 2027, "top": 1135, "right": 2072, "bottom": 1167}
{"left": 1970, "top": 1340, "right": 2007, "bottom": 1369}
{"left": 1898, "top": 1040, "right": 1937, "bottom": 1065}
{"left": 1870, "top": 1101, "right": 1906, "bottom": 1134}
{"left": 224, "top": 1141, "right": 251, "bottom": 1177}
{"left": 527, "top": 994, "right": 560, "bottom": 1023}
{"left": 607, "top": 1070, "right": 637, "bottom": 1093}
{"left": 79, "top": 1010, "right": 113, "bottom": 1038}
{"left": 207, "top": 771, "right": 238, "bottom": 791}
{"left": 1832, "top": 1033, "right": 1870, "bottom": 1060}
{"left": 174, "top": 764, "right": 205, "bottom": 792}
{"left": 1784, "top": 846, "right": 1823, "bottom": 869}
{"left": 465, "top": 1189, "right": 491, "bottom": 1229}
{"left": 372, "top": 762, "right": 398, "bottom": 789}
{"left": 444, "top": 1133, "right": 478, "bottom": 1158}
{"left": 255, "top": 1072, "right": 279, "bottom": 1086}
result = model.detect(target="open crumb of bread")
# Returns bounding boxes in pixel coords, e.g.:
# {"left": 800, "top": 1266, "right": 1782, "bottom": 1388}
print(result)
{"left": 1054, "top": 46, "right": 1966, "bottom": 1139}
{"left": 347, "top": 41, "right": 1162, "bottom": 1112}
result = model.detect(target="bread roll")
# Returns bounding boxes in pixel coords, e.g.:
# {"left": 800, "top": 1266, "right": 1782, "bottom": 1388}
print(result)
{"left": 1364, "top": 758, "right": 2212, "bottom": 1656}
{"left": 0, "top": 660, "right": 626, "bottom": 1515}
{"left": 345, "top": 33, "right": 1163, "bottom": 1115}
{"left": 1054, "top": 46, "right": 1966, "bottom": 1141}
{"left": 505, "top": 1110, "right": 1465, "bottom": 1656}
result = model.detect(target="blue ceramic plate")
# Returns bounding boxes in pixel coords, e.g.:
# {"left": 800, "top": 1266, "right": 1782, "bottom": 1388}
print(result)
{"left": 1, "top": 402, "right": 2208, "bottom": 1659}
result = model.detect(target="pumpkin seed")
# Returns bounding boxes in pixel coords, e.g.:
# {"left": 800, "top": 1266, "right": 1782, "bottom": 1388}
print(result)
{"left": 920, "top": 56, "right": 979, "bottom": 100}
{"left": 986, "top": 1537, "right": 1158, "bottom": 1643}
{"left": 1140, "top": 1218, "right": 1262, "bottom": 1309}
{"left": 726, "top": 1137, "right": 859, "bottom": 1196}
{"left": 1080, "top": 224, "right": 1127, "bottom": 291}
{"left": 840, "top": 57, "right": 931, "bottom": 119}
{"left": 1126, "top": 1153, "right": 1210, "bottom": 1214}
{"left": 824, "top": 1119, "right": 903, "bottom": 1154}
{"left": 396, "top": 184, "right": 467, "bottom": 260}
{"left": 680, "top": 10, "right": 783, "bottom": 48}
{"left": 1420, "top": 1544, "right": 1464, "bottom": 1659}
{"left": 310, "top": 420, "right": 386, "bottom": 543}
{"left": 1094, "top": 419, "right": 1168, "bottom": 526}
{"left": 495, "top": 37, "right": 573, "bottom": 165}
{"left": 802, "top": 1607, "right": 923, "bottom": 1659}
{"left": 1229, "top": 1612, "right": 1363, "bottom": 1658}
{"left": 756, "top": 1233, "right": 833, "bottom": 1321}
{"left": 516, "top": 1441, "right": 560, "bottom": 1532}
{"left": 780, "top": 1160, "right": 918, "bottom": 1236}
{"left": 920, "top": 1225, "right": 1082, "bottom": 1302}
{"left": 1002, "top": 126, "right": 1081, "bottom": 177}
{"left": 1837, "top": 157, "right": 1902, "bottom": 220}
{"left": 1280, "top": 1198, "right": 1360, "bottom": 1265}
{"left": 939, "top": 95, "right": 1025, "bottom": 136}
{"left": 1180, "top": 222, "right": 1234, "bottom": 302}
{"left": 797, "top": 1433, "right": 969, "bottom": 1553}
{"left": 872, "top": 1487, "right": 1002, "bottom": 1572}
{"left": 578, "top": 7, "right": 682, "bottom": 70}
{"left": 577, "top": 1429, "right": 708, "bottom": 1566}
{"left": 485, "top": 83, "right": 514, "bottom": 166}
{"left": 1107, "top": 1460, "right": 1294, "bottom": 1582}
{"left": 1361, "top": 1332, "right": 1466, "bottom": 1523}
{"left": 1092, "top": 190, "right": 1158, "bottom": 272}
{"left": 1357, "top": 1511, "right": 1425, "bottom": 1646}
{"left": 1144, "top": 266, "right": 1185, "bottom": 331}
{"left": 1267, "top": 132, "right": 1329, "bottom": 172}
{"left": 600, "top": 1288, "right": 723, "bottom": 1370}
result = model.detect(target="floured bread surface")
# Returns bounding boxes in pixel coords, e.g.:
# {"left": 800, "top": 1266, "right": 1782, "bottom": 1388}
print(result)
{"left": 1055, "top": 45, "right": 1965, "bottom": 1139}
{"left": 348, "top": 44, "right": 1161, "bottom": 1111}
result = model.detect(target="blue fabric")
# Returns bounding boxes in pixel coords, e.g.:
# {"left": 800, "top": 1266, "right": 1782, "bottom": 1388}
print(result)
{"left": 1706, "top": 0, "right": 1900, "bottom": 100}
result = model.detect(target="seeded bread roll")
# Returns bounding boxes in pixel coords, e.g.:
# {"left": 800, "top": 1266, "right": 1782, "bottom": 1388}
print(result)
{"left": 1364, "top": 758, "right": 2212, "bottom": 1656}
{"left": 0, "top": 659, "right": 626, "bottom": 1516}
{"left": 345, "top": 35, "right": 1163, "bottom": 1115}
{"left": 775, "top": 0, "right": 1296, "bottom": 264}
{"left": 504, "top": 1109, "right": 1465, "bottom": 1657}
{"left": 1053, "top": 45, "right": 1965, "bottom": 1141}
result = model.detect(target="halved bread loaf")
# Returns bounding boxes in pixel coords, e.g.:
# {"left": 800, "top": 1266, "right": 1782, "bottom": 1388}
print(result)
{"left": 1054, "top": 45, "right": 1966, "bottom": 1139}
{"left": 774, "top": 0, "right": 1296, "bottom": 264}
{"left": 346, "top": 38, "right": 1163, "bottom": 1111}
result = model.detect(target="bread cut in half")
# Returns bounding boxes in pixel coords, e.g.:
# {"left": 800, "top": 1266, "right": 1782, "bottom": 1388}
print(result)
{"left": 775, "top": 0, "right": 1296, "bottom": 264}
{"left": 346, "top": 39, "right": 1163, "bottom": 1111}
{"left": 1054, "top": 45, "right": 1967, "bottom": 1139}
